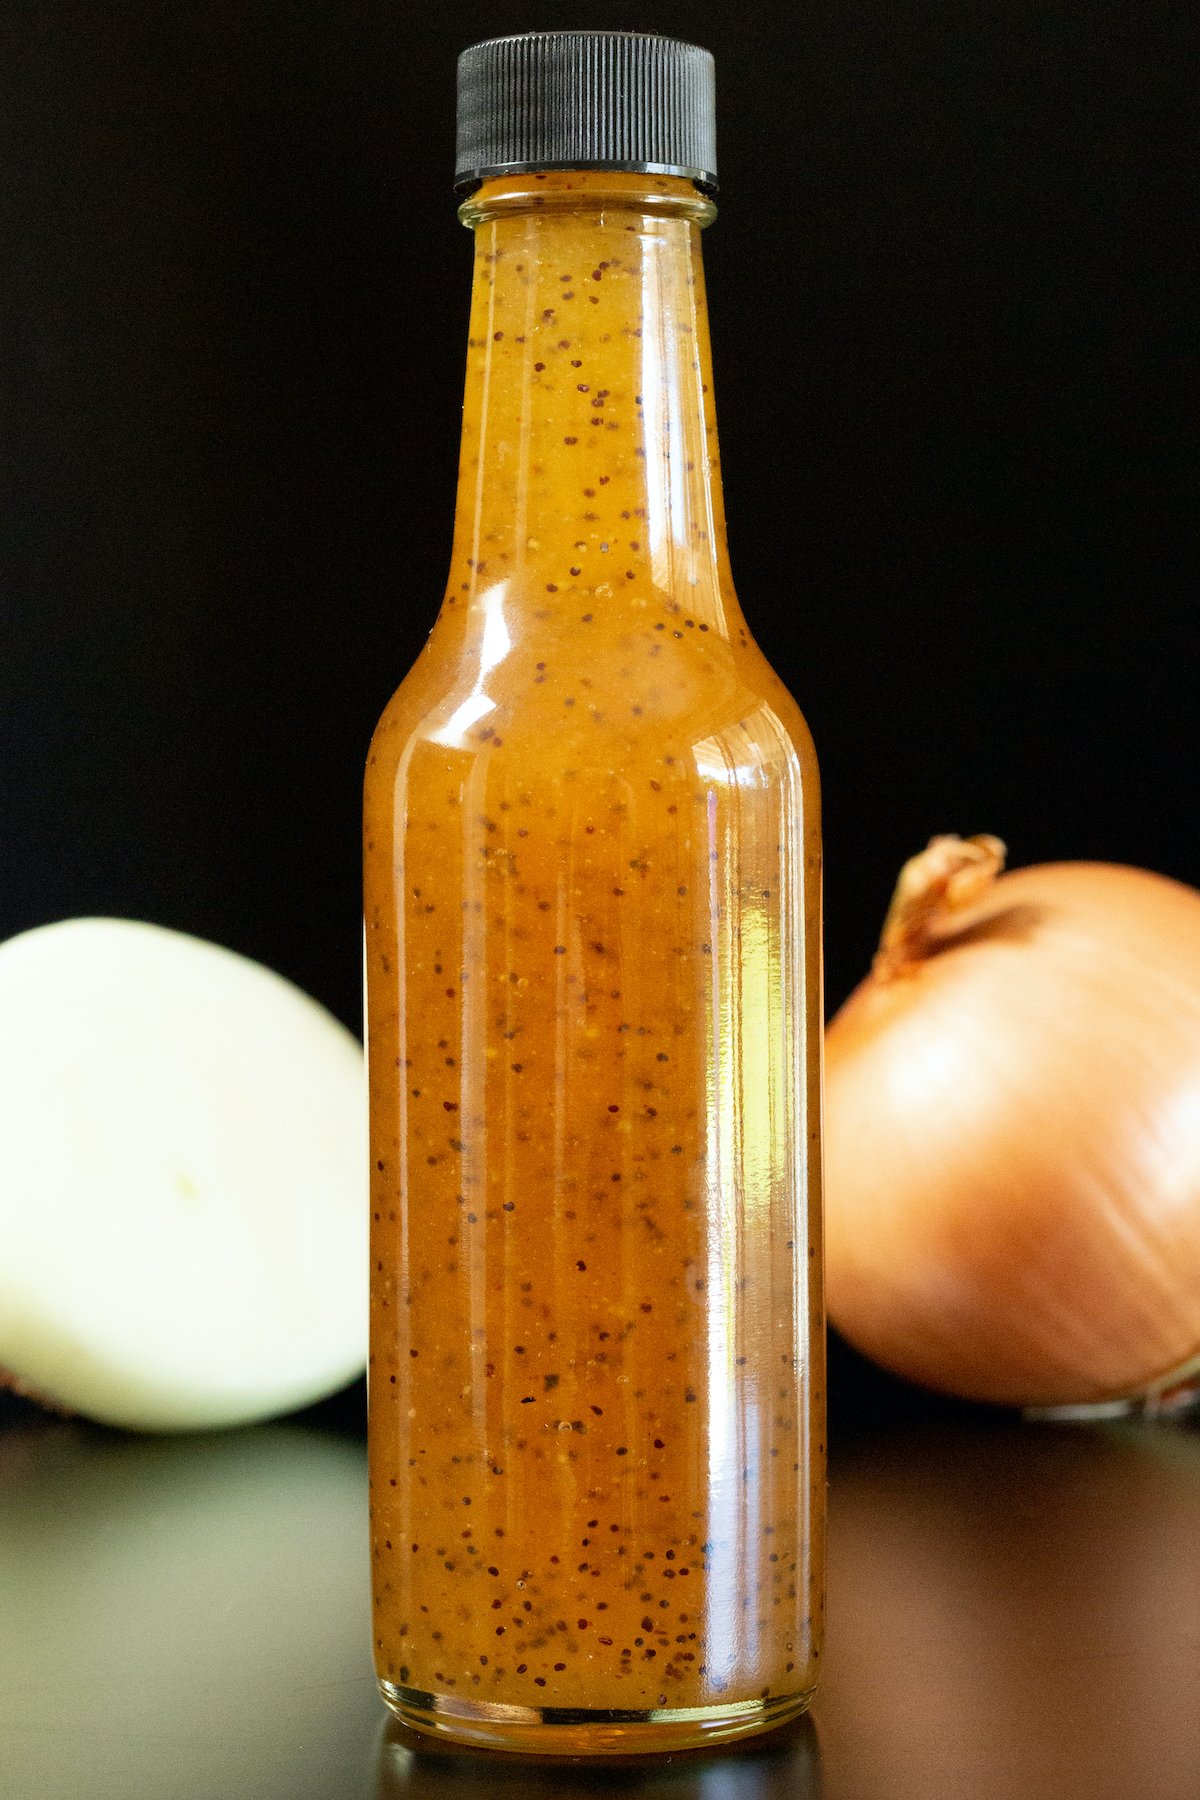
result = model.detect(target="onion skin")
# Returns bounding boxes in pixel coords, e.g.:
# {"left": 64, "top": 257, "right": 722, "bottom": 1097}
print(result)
{"left": 825, "top": 844, "right": 1200, "bottom": 1409}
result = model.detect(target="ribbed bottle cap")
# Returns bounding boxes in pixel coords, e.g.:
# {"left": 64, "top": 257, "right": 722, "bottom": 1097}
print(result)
{"left": 455, "top": 31, "right": 717, "bottom": 195}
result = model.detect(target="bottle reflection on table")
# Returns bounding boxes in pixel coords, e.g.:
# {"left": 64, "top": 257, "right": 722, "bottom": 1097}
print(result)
{"left": 374, "top": 1708, "right": 821, "bottom": 1800}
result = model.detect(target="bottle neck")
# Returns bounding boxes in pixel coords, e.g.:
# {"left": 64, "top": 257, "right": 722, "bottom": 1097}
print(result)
{"left": 446, "top": 171, "right": 738, "bottom": 632}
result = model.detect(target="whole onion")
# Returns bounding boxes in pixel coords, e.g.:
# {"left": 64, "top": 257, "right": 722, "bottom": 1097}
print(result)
{"left": 824, "top": 836, "right": 1200, "bottom": 1410}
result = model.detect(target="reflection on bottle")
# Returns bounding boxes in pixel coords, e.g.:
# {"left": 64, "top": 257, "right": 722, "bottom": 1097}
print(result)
{"left": 375, "top": 1709, "right": 821, "bottom": 1800}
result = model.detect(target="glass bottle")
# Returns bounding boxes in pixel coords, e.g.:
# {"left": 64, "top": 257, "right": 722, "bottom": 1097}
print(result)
{"left": 365, "top": 32, "right": 824, "bottom": 1755}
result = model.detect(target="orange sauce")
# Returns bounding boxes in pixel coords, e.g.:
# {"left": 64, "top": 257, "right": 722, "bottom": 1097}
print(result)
{"left": 365, "top": 172, "right": 823, "bottom": 1751}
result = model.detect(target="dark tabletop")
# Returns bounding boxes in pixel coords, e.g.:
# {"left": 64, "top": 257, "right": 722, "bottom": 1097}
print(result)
{"left": 2, "top": 1389, "right": 1198, "bottom": 1800}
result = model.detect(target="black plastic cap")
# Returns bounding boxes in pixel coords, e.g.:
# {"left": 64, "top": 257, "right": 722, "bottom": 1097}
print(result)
{"left": 455, "top": 31, "right": 717, "bottom": 195}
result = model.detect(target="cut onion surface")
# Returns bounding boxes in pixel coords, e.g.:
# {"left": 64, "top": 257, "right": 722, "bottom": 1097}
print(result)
{"left": 0, "top": 918, "right": 366, "bottom": 1430}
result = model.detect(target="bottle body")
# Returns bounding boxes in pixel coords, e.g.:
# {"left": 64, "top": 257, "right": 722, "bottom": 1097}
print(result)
{"left": 365, "top": 173, "right": 824, "bottom": 1754}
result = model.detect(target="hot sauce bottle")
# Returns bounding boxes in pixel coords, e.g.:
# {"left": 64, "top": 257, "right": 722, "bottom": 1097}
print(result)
{"left": 365, "top": 31, "right": 824, "bottom": 1754}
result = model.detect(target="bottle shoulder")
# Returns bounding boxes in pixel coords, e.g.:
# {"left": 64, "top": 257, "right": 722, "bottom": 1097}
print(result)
{"left": 366, "top": 610, "right": 818, "bottom": 817}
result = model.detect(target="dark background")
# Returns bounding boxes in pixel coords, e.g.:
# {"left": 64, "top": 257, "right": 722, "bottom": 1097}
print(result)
{"left": 2, "top": 2, "right": 1195, "bottom": 1418}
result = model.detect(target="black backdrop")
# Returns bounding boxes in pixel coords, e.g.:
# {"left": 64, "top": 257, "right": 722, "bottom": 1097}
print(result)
{"left": 3, "top": 2, "right": 1196, "bottom": 1416}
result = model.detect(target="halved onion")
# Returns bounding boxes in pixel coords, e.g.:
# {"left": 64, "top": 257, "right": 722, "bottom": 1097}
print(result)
{"left": 825, "top": 837, "right": 1200, "bottom": 1410}
{"left": 0, "top": 918, "right": 366, "bottom": 1429}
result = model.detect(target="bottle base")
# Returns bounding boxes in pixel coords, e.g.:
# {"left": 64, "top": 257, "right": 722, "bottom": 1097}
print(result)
{"left": 378, "top": 1678, "right": 816, "bottom": 1756}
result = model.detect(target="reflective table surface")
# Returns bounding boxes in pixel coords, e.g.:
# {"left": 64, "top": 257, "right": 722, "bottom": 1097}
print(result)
{"left": 2, "top": 1387, "right": 1198, "bottom": 1800}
